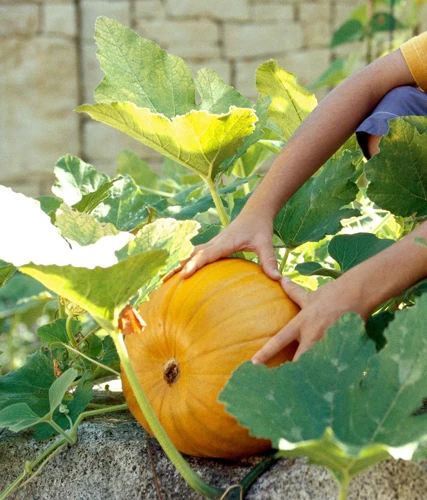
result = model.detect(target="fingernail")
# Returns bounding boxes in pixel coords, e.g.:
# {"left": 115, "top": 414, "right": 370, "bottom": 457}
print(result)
{"left": 251, "top": 356, "right": 260, "bottom": 365}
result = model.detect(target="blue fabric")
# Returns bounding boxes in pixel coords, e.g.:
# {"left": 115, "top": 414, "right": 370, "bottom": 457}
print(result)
{"left": 356, "top": 85, "right": 427, "bottom": 158}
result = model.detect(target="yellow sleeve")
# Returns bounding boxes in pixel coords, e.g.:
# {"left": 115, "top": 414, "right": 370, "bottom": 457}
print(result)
{"left": 401, "top": 32, "right": 427, "bottom": 92}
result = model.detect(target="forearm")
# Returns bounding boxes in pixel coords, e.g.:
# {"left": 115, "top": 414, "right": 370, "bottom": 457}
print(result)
{"left": 337, "top": 222, "right": 427, "bottom": 318}
{"left": 244, "top": 49, "right": 415, "bottom": 220}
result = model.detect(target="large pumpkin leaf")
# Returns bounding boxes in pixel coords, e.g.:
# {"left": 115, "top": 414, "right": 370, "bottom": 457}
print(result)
{"left": 77, "top": 103, "right": 257, "bottom": 181}
{"left": 0, "top": 187, "right": 197, "bottom": 331}
{"left": 55, "top": 204, "right": 118, "bottom": 246}
{"left": 94, "top": 16, "right": 195, "bottom": 117}
{"left": 328, "top": 233, "right": 395, "bottom": 272}
{"left": 365, "top": 117, "right": 427, "bottom": 217}
{"left": 274, "top": 150, "right": 360, "bottom": 249}
{"left": 92, "top": 174, "right": 153, "bottom": 231}
{"left": 221, "top": 295, "right": 427, "bottom": 490}
{"left": 256, "top": 60, "right": 317, "bottom": 141}
{"left": 52, "top": 155, "right": 110, "bottom": 206}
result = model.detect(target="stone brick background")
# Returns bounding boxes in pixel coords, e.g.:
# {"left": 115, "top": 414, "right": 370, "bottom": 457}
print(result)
{"left": 0, "top": 0, "right": 423, "bottom": 197}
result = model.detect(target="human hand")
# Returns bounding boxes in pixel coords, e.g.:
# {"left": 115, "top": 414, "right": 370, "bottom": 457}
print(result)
{"left": 251, "top": 276, "right": 369, "bottom": 364}
{"left": 180, "top": 211, "right": 282, "bottom": 280}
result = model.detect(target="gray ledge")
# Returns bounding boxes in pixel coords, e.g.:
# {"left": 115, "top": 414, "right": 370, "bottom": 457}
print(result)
{"left": 1, "top": 412, "right": 427, "bottom": 499}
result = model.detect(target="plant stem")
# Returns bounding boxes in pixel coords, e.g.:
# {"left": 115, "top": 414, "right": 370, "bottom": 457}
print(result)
{"left": 65, "top": 314, "right": 78, "bottom": 348}
{"left": 47, "top": 419, "right": 75, "bottom": 445}
{"left": 204, "top": 176, "right": 230, "bottom": 228}
{"left": 58, "top": 297, "right": 66, "bottom": 319}
{"left": 338, "top": 477, "right": 350, "bottom": 500}
{"left": 279, "top": 248, "right": 290, "bottom": 274}
{"left": 0, "top": 438, "right": 66, "bottom": 500}
{"left": 110, "top": 330, "right": 223, "bottom": 499}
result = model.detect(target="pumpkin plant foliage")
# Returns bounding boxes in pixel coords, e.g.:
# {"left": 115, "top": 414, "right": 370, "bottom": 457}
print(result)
{"left": 1, "top": 16, "right": 427, "bottom": 500}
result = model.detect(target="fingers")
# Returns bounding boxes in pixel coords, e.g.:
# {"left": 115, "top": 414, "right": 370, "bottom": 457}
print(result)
{"left": 180, "top": 240, "right": 233, "bottom": 279}
{"left": 280, "top": 277, "right": 310, "bottom": 307}
{"left": 258, "top": 245, "right": 282, "bottom": 281}
{"left": 251, "top": 320, "right": 299, "bottom": 365}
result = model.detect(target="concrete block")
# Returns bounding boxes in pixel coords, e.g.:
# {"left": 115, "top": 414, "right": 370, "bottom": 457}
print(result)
{"left": 80, "top": 1, "right": 130, "bottom": 41}
{"left": 0, "top": 37, "right": 80, "bottom": 179}
{"left": 83, "top": 121, "right": 163, "bottom": 177}
{"left": 0, "top": 5, "right": 38, "bottom": 36}
{"left": 250, "top": 4, "right": 294, "bottom": 22}
{"left": 1, "top": 412, "right": 427, "bottom": 499}
{"left": 224, "top": 22, "right": 303, "bottom": 59}
{"left": 165, "top": 0, "right": 250, "bottom": 21}
{"left": 303, "top": 20, "right": 331, "bottom": 47}
{"left": 300, "top": 3, "right": 331, "bottom": 22}
{"left": 134, "top": 0, "right": 166, "bottom": 20}
{"left": 136, "top": 20, "right": 219, "bottom": 46}
{"left": 43, "top": 3, "right": 77, "bottom": 37}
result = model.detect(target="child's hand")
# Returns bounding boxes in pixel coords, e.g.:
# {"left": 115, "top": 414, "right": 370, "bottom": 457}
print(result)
{"left": 252, "top": 276, "right": 369, "bottom": 363}
{"left": 180, "top": 211, "right": 282, "bottom": 280}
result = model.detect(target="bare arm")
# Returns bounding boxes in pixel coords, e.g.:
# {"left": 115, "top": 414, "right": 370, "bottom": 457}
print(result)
{"left": 181, "top": 49, "right": 416, "bottom": 278}
{"left": 253, "top": 220, "right": 427, "bottom": 363}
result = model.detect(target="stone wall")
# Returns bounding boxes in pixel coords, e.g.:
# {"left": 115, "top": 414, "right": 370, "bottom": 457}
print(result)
{"left": 0, "top": 0, "right": 403, "bottom": 196}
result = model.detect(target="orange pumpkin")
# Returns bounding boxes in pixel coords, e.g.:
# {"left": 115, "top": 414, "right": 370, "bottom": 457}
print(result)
{"left": 121, "top": 258, "right": 299, "bottom": 458}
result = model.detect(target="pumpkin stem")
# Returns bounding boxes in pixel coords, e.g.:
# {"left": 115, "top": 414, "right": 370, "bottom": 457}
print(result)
{"left": 163, "top": 358, "right": 180, "bottom": 385}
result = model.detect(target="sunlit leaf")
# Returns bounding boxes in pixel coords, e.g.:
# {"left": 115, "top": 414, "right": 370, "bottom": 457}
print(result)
{"left": 366, "top": 118, "right": 427, "bottom": 217}
{"left": 256, "top": 60, "right": 317, "bottom": 140}
{"left": 221, "top": 295, "right": 427, "bottom": 490}
{"left": 274, "top": 151, "right": 360, "bottom": 249}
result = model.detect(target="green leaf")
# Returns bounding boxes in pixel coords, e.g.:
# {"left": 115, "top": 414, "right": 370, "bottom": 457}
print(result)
{"left": 370, "top": 12, "right": 404, "bottom": 32}
{"left": 20, "top": 250, "right": 168, "bottom": 332}
{"left": 52, "top": 155, "right": 110, "bottom": 206}
{"left": 330, "top": 19, "right": 365, "bottom": 48}
{"left": 117, "top": 150, "right": 160, "bottom": 190}
{"left": 328, "top": 233, "right": 395, "bottom": 272}
{"left": 365, "top": 118, "right": 427, "bottom": 217}
{"left": 77, "top": 102, "right": 257, "bottom": 181}
{"left": 37, "top": 318, "right": 78, "bottom": 347}
{"left": 56, "top": 204, "right": 119, "bottom": 245}
{"left": 117, "top": 218, "right": 199, "bottom": 302}
{"left": 36, "top": 196, "right": 62, "bottom": 217}
{"left": 73, "top": 179, "right": 117, "bottom": 214}
{"left": 94, "top": 16, "right": 195, "bottom": 117}
{"left": 0, "top": 350, "right": 56, "bottom": 415}
{"left": 274, "top": 151, "right": 360, "bottom": 249}
{"left": 295, "top": 262, "right": 341, "bottom": 279}
{"left": 0, "top": 261, "right": 16, "bottom": 290}
{"left": 256, "top": 60, "right": 317, "bottom": 141}
{"left": 191, "top": 224, "right": 222, "bottom": 246}
{"left": 0, "top": 403, "right": 43, "bottom": 432}
{"left": 92, "top": 175, "right": 153, "bottom": 231}
{"left": 195, "top": 68, "right": 253, "bottom": 114}
{"left": 49, "top": 368, "right": 78, "bottom": 412}
{"left": 308, "top": 55, "right": 357, "bottom": 90}
{"left": 221, "top": 296, "right": 427, "bottom": 488}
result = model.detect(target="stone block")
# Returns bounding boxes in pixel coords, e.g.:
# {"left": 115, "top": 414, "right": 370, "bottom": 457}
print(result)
{"left": 136, "top": 20, "right": 219, "bottom": 46}
{"left": 83, "top": 121, "right": 163, "bottom": 177}
{"left": 80, "top": 0, "right": 131, "bottom": 41}
{"left": 250, "top": 4, "right": 294, "bottom": 22}
{"left": 224, "top": 22, "right": 303, "bottom": 59}
{"left": 168, "top": 41, "right": 221, "bottom": 60}
{"left": 303, "top": 20, "right": 331, "bottom": 47}
{"left": 165, "top": 0, "right": 250, "bottom": 21}
{"left": 43, "top": 3, "right": 77, "bottom": 37}
{"left": 0, "top": 37, "right": 80, "bottom": 181}
{"left": 0, "top": 5, "right": 39, "bottom": 36}
{"left": 188, "top": 60, "right": 232, "bottom": 86}
{"left": 81, "top": 41, "right": 104, "bottom": 103}
{"left": 134, "top": 0, "right": 165, "bottom": 20}
{"left": 1, "top": 412, "right": 427, "bottom": 499}
{"left": 277, "top": 47, "right": 331, "bottom": 87}
{"left": 235, "top": 58, "right": 270, "bottom": 100}
{"left": 300, "top": 3, "right": 331, "bottom": 22}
